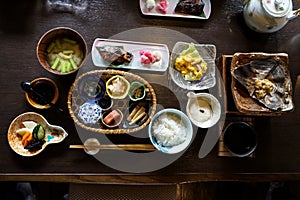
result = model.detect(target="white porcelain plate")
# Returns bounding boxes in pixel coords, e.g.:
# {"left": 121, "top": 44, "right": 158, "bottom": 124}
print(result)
{"left": 139, "top": 0, "right": 211, "bottom": 20}
{"left": 91, "top": 38, "right": 169, "bottom": 72}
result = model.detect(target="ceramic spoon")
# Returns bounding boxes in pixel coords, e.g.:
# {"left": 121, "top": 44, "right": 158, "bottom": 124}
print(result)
{"left": 20, "top": 81, "right": 63, "bottom": 112}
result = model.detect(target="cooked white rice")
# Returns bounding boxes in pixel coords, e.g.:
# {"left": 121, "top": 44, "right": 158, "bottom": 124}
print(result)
{"left": 152, "top": 112, "right": 186, "bottom": 147}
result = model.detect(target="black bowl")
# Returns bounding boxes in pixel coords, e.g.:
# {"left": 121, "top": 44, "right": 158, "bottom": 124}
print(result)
{"left": 223, "top": 121, "right": 257, "bottom": 157}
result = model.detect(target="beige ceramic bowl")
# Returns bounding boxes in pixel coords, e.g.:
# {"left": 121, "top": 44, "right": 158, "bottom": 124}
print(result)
{"left": 7, "top": 112, "right": 68, "bottom": 157}
{"left": 36, "top": 27, "right": 87, "bottom": 75}
{"left": 186, "top": 92, "right": 221, "bottom": 128}
{"left": 25, "top": 77, "right": 59, "bottom": 109}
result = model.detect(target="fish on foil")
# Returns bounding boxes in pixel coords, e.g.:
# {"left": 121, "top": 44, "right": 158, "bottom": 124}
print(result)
{"left": 232, "top": 58, "right": 293, "bottom": 111}
{"left": 97, "top": 45, "right": 133, "bottom": 66}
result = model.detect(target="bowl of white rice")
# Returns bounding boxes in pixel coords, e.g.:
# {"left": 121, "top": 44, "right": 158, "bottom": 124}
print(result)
{"left": 148, "top": 108, "right": 193, "bottom": 154}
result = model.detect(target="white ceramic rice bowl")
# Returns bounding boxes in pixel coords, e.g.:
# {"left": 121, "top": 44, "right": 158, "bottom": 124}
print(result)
{"left": 148, "top": 108, "right": 193, "bottom": 154}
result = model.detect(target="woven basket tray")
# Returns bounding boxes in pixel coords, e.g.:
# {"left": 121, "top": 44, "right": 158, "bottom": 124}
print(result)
{"left": 67, "top": 69, "right": 157, "bottom": 134}
{"left": 230, "top": 53, "right": 294, "bottom": 115}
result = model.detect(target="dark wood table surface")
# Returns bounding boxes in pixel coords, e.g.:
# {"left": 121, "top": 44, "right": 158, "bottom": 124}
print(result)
{"left": 0, "top": 0, "right": 300, "bottom": 183}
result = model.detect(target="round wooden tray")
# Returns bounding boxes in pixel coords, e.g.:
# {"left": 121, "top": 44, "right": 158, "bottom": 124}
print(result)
{"left": 67, "top": 69, "right": 157, "bottom": 134}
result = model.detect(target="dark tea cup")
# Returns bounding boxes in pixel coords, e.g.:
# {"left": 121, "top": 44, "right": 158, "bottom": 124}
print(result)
{"left": 25, "top": 77, "right": 59, "bottom": 109}
{"left": 223, "top": 121, "right": 257, "bottom": 157}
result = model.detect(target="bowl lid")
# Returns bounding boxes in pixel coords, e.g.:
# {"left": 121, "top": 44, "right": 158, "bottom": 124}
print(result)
{"left": 262, "top": 0, "right": 291, "bottom": 18}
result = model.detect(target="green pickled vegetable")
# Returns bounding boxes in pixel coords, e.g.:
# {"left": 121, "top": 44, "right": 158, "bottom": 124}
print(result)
{"left": 69, "top": 57, "right": 78, "bottom": 70}
{"left": 55, "top": 39, "right": 61, "bottom": 49}
{"left": 47, "top": 42, "right": 55, "bottom": 53}
{"left": 51, "top": 57, "right": 60, "bottom": 69}
{"left": 47, "top": 37, "right": 83, "bottom": 73}
{"left": 61, "top": 62, "right": 67, "bottom": 73}
{"left": 62, "top": 50, "right": 74, "bottom": 54}
{"left": 66, "top": 61, "right": 71, "bottom": 72}
{"left": 63, "top": 38, "right": 77, "bottom": 44}
{"left": 61, "top": 61, "right": 71, "bottom": 73}
{"left": 32, "top": 124, "right": 45, "bottom": 140}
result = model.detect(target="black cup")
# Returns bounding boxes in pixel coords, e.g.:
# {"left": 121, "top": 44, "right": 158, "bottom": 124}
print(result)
{"left": 223, "top": 122, "right": 257, "bottom": 157}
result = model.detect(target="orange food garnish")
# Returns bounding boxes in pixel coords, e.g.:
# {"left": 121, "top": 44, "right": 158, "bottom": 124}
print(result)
{"left": 21, "top": 131, "right": 33, "bottom": 147}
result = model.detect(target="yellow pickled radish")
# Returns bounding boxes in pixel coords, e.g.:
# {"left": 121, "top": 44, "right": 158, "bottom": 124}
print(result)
{"left": 16, "top": 128, "right": 32, "bottom": 136}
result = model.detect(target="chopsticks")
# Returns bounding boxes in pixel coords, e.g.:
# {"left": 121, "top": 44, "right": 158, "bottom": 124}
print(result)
{"left": 295, "top": 8, "right": 300, "bottom": 17}
{"left": 69, "top": 144, "right": 156, "bottom": 151}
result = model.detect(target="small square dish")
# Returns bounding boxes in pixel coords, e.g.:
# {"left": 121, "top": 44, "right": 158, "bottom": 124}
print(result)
{"left": 230, "top": 52, "right": 294, "bottom": 115}
{"left": 169, "top": 42, "right": 216, "bottom": 90}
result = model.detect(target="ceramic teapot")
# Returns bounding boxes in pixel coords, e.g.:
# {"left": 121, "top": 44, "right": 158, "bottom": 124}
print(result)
{"left": 243, "top": 0, "right": 299, "bottom": 33}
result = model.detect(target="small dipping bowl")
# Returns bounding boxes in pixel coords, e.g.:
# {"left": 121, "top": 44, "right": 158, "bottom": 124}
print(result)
{"left": 78, "top": 75, "right": 105, "bottom": 102}
{"left": 98, "top": 94, "right": 113, "bottom": 111}
{"left": 123, "top": 100, "right": 150, "bottom": 128}
{"left": 84, "top": 138, "right": 100, "bottom": 155}
{"left": 106, "top": 75, "right": 130, "bottom": 99}
{"left": 25, "top": 77, "right": 59, "bottom": 109}
{"left": 101, "top": 109, "right": 123, "bottom": 128}
{"left": 78, "top": 102, "right": 102, "bottom": 124}
{"left": 223, "top": 121, "right": 257, "bottom": 157}
{"left": 128, "top": 81, "right": 146, "bottom": 101}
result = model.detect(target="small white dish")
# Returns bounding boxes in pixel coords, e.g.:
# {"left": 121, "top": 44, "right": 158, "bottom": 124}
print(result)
{"left": 148, "top": 108, "right": 193, "bottom": 154}
{"left": 139, "top": 0, "right": 212, "bottom": 20}
{"left": 186, "top": 92, "right": 221, "bottom": 128}
{"left": 7, "top": 112, "right": 68, "bottom": 157}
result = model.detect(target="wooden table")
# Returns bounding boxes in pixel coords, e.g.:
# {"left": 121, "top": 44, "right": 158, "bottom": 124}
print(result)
{"left": 0, "top": 0, "right": 300, "bottom": 183}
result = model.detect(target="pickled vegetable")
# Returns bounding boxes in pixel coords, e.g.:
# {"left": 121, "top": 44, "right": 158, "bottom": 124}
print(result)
{"left": 24, "top": 139, "right": 45, "bottom": 151}
{"left": 103, "top": 110, "right": 120, "bottom": 125}
{"left": 47, "top": 37, "right": 83, "bottom": 73}
{"left": 32, "top": 124, "right": 45, "bottom": 140}
{"left": 175, "top": 43, "right": 207, "bottom": 81}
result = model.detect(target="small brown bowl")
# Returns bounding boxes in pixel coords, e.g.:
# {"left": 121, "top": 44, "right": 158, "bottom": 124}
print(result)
{"left": 36, "top": 27, "right": 88, "bottom": 75}
{"left": 25, "top": 78, "right": 59, "bottom": 109}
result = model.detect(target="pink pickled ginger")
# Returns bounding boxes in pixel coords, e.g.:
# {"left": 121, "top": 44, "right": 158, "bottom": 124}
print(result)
{"left": 140, "top": 50, "right": 158, "bottom": 65}
{"left": 156, "top": 0, "right": 169, "bottom": 14}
